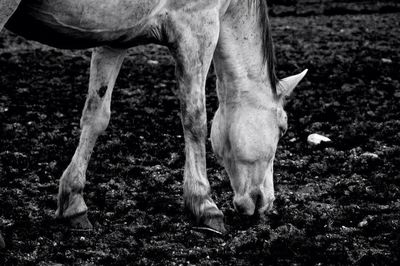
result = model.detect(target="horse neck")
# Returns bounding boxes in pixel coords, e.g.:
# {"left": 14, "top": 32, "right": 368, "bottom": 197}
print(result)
{"left": 213, "top": 0, "right": 275, "bottom": 109}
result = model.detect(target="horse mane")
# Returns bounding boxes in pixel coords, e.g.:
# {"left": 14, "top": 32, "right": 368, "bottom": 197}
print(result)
{"left": 249, "top": 0, "right": 278, "bottom": 92}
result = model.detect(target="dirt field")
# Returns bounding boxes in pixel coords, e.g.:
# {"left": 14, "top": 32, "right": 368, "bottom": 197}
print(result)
{"left": 1, "top": 10, "right": 399, "bottom": 266}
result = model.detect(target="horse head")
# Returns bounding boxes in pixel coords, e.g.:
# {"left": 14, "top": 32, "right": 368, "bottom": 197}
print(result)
{"left": 211, "top": 67, "right": 307, "bottom": 216}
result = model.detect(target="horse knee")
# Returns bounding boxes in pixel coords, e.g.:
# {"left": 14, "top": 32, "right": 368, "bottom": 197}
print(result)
{"left": 80, "top": 98, "right": 111, "bottom": 134}
{"left": 181, "top": 106, "right": 207, "bottom": 142}
{"left": 93, "top": 106, "right": 111, "bottom": 133}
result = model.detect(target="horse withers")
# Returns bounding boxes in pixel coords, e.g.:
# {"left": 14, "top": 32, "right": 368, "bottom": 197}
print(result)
{"left": 0, "top": 0, "right": 307, "bottom": 240}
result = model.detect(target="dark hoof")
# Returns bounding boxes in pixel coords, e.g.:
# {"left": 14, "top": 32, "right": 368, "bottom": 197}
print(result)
{"left": 0, "top": 233, "right": 5, "bottom": 249}
{"left": 185, "top": 195, "right": 226, "bottom": 235}
{"left": 195, "top": 214, "right": 226, "bottom": 235}
{"left": 69, "top": 213, "right": 93, "bottom": 230}
{"left": 203, "top": 215, "right": 226, "bottom": 234}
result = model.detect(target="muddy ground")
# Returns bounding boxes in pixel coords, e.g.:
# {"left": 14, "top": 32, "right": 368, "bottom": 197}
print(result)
{"left": 0, "top": 9, "right": 399, "bottom": 266}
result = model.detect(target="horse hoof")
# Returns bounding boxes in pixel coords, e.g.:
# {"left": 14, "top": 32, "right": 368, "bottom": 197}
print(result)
{"left": 69, "top": 213, "right": 93, "bottom": 230}
{"left": 0, "top": 233, "right": 5, "bottom": 249}
{"left": 199, "top": 215, "right": 226, "bottom": 235}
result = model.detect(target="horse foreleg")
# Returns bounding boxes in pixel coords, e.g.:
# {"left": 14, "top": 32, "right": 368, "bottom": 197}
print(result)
{"left": 56, "top": 47, "right": 126, "bottom": 228}
{"left": 0, "top": 0, "right": 21, "bottom": 30}
{"left": 169, "top": 15, "right": 225, "bottom": 234}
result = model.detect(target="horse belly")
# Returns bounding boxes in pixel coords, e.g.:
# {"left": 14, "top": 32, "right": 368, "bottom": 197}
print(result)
{"left": 6, "top": 0, "right": 163, "bottom": 49}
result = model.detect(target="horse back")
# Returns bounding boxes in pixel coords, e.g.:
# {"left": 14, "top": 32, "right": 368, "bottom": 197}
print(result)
{"left": 5, "top": 0, "right": 224, "bottom": 49}
{"left": 5, "top": 0, "right": 166, "bottom": 49}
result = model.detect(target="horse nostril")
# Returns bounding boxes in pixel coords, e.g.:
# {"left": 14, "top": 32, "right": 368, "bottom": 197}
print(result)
{"left": 250, "top": 190, "right": 263, "bottom": 211}
{"left": 250, "top": 188, "right": 275, "bottom": 214}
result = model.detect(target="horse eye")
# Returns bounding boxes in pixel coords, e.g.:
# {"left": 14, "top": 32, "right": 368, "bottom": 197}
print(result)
{"left": 277, "top": 108, "right": 287, "bottom": 137}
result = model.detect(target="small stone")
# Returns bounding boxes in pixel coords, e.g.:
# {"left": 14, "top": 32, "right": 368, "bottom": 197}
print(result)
{"left": 358, "top": 220, "right": 368, "bottom": 227}
{"left": 381, "top": 58, "right": 392, "bottom": 64}
{"left": 147, "top": 60, "right": 159, "bottom": 65}
{"left": 307, "top": 133, "right": 331, "bottom": 146}
{"left": 358, "top": 215, "right": 375, "bottom": 227}
{"left": 341, "top": 83, "right": 354, "bottom": 92}
{"left": 361, "top": 152, "right": 379, "bottom": 159}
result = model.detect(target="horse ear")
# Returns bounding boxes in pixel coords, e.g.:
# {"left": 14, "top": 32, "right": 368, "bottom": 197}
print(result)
{"left": 277, "top": 69, "right": 308, "bottom": 97}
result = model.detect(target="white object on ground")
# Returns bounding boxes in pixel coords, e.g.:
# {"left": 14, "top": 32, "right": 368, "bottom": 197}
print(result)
{"left": 381, "top": 58, "right": 392, "bottom": 64}
{"left": 361, "top": 152, "right": 379, "bottom": 159}
{"left": 307, "top": 133, "right": 331, "bottom": 146}
{"left": 147, "top": 60, "right": 159, "bottom": 65}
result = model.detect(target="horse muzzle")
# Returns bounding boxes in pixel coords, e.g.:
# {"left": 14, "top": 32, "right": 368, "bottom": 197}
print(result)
{"left": 233, "top": 188, "right": 275, "bottom": 216}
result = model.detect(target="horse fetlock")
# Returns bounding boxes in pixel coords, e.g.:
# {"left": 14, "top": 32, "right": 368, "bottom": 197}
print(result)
{"left": 56, "top": 192, "right": 88, "bottom": 219}
{"left": 59, "top": 165, "right": 85, "bottom": 194}
{"left": 57, "top": 168, "right": 87, "bottom": 218}
{"left": 184, "top": 193, "right": 208, "bottom": 214}
{"left": 184, "top": 194, "right": 222, "bottom": 218}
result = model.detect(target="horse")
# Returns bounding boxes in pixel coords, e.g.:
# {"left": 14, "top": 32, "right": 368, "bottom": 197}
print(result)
{"left": 0, "top": 0, "right": 307, "bottom": 243}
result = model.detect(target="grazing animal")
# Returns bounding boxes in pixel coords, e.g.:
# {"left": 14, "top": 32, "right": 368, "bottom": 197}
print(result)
{"left": 0, "top": 0, "right": 307, "bottom": 238}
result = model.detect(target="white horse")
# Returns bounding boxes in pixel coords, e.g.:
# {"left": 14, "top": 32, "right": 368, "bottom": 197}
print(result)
{"left": 0, "top": 0, "right": 307, "bottom": 243}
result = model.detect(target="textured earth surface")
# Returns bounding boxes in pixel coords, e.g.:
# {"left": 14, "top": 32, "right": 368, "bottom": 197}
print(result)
{"left": 1, "top": 10, "right": 399, "bottom": 266}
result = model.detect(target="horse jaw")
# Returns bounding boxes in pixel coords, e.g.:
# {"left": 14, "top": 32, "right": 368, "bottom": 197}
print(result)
{"left": 277, "top": 69, "right": 308, "bottom": 98}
